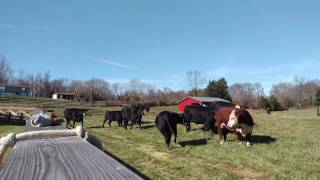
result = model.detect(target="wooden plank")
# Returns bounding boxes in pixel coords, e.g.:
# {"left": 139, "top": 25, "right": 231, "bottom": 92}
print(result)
{"left": 7, "top": 110, "right": 19, "bottom": 117}
{"left": 1, "top": 121, "right": 144, "bottom": 180}
{"left": 0, "top": 109, "right": 7, "bottom": 115}
{"left": 17, "top": 110, "right": 32, "bottom": 119}
{"left": 0, "top": 106, "right": 35, "bottom": 111}
{"left": 0, "top": 137, "right": 143, "bottom": 180}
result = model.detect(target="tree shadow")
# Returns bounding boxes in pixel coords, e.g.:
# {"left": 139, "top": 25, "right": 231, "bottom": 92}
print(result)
{"left": 103, "top": 149, "right": 150, "bottom": 180}
{"left": 250, "top": 135, "right": 277, "bottom": 144}
{"left": 0, "top": 117, "right": 25, "bottom": 126}
{"left": 140, "top": 124, "right": 156, "bottom": 129}
{"left": 178, "top": 138, "right": 208, "bottom": 147}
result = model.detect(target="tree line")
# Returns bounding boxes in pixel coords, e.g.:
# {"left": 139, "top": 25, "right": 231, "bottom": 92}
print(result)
{"left": 1, "top": 56, "right": 320, "bottom": 108}
{"left": 0, "top": 56, "right": 188, "bottom": 106}
{"left": 185, "top": 70, "right": 320, "bottom": 110}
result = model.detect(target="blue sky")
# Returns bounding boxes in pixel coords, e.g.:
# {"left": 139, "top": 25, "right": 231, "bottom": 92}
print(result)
{"left": 1, "top": 0, "right": 320, "bottom": 93}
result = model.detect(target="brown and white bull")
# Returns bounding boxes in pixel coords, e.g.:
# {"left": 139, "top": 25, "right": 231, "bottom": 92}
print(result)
{"left": 215, "top": 107, "right": 254, "bottom": 146}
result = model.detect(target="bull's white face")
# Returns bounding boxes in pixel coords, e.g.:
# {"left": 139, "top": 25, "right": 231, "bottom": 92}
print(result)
{"left": 83, "top": 112, "right": 86, "bottom": 116}
{"left": 227, "top": 110, "right": 238, "bottom": 128}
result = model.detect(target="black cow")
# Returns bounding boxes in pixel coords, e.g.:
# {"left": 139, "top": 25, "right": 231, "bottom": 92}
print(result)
{"left": 102, "top": 110, "right": 123, "bottom": 127}
{"left": 121, "top": 106, "right": 143, "bottom": 129}
{"left": 208, "top": 101, "right": 234, "bottom": 114}
{"left": 143, "top": 104, "right": 150, "bottom": 113}
{"left": 155, "top": 111, "right": 184, "bottom": 148}
{"left": 184, "top": 105, "right": 214, "bottom": 134}
{"left": 135, "top": 103, "right": 151, "bottom": 115}
{"left": 183, "top": 101, "right": 234, "bottom": 134}
{"left": 64, "top": 108, "right": 89, "bottom": 129}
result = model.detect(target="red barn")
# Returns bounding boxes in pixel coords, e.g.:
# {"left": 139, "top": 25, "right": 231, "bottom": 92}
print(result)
{"left": 178, "top": 96, "right": 231, "bottom": 112}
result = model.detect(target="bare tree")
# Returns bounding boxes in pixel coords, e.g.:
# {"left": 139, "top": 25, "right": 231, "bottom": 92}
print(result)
{"left": 51, "top": 78, "right": 69, "bottom": 94}
{"left": 85, "top": 78, "right": 112, "bottom": 103}
{"left": 69, "top": 80, "right": 86, "bottom": 101}
{"left": 229, "top": 83, "right": 258, "bottom": 107}
{"left": 270, "top": 82, "right": 294, "bottom": 108}
{"left": 125, "top": 79, "right": 146, "bottom": 103}
{"left": 112, "top": 83, "right": 121, "bottom": 100}
{"left": 186, "top": 70, "right": 205, "bottom": 96}
{"left": 270, "top": 77, "right": 320, "bottom": 108}
{"left": 254, "top": 83, "right": 265, "bottom": 97}
{"left": 0, "top": 55, "right": 13, "bottom": 84}
{"left": 33, "top": 71, "right": 51, "bottom": 97}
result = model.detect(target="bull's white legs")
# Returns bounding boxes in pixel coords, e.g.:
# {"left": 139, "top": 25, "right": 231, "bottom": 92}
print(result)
{"left": 220, "top": 140, "right": 225, "bottom": 145}
{"left": 246, "top": 141, "right": 251, "bottom": 147}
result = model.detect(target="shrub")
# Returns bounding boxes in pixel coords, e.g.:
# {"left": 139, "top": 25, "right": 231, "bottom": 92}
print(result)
{"left": 269, "top": 95, "right": 283, "bottom": 111}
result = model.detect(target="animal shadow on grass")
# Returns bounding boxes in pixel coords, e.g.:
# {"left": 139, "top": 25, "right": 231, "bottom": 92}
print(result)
{"left": 250, "top": 135, "right": 277, "bottom": 144}
{"left": 88, "top": 126, "right": 105, "bottom": 129}
{"left": 178, "top": 138, "right": 208, "bottom": 147}
{"left": 0, "top": 117, "right": 25, "bottom": 126}
{"left": 140, "top": 121, "right": 152, "bottom": 125}
{"left": 103, "top": 149, "right": 151, "bottom": 180}
{"left": 140, "top": 124, "right": 156, "bottom": 129}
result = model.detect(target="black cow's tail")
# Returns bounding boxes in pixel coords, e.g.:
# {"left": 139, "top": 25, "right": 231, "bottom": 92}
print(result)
{"left": 155, "top": 115, "right": 159, "bottom": 126}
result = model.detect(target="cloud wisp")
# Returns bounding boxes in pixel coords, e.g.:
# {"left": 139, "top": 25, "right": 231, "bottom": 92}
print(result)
{"left": 0, "top": 24, "right": 16, "bottom": 30}
{"left": 86, "top": 56, "right": 136, "bottom": 70}
{"left": 0, "top": 23, "right": 60, "bottom": 31}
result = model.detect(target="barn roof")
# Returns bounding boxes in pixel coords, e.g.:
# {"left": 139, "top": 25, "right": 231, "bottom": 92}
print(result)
{"left": 52, "top": 92, "right": 75, "bottom": 95}
{"left": 178, "top": 96, "right": 231, "bottom": 103}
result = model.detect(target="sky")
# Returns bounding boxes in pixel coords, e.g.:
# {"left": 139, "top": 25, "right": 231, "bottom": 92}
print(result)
{"left": 1, "top": 0, "right": 320, "bottom": 94}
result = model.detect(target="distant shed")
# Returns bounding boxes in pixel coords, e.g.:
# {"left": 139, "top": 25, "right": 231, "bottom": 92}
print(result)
{"left": 178, "top": 96, "right": 231, "bottom": 112}
{"left": 52, "top": 92, "right": 74, "bottom": 100}
{"left": 0, "top": 84, "right": 31, "bottom": 96}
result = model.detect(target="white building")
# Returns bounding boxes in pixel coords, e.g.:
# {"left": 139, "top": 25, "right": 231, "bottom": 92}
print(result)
{"left": 52, "top": 92, "right": 74, "bottom": 100}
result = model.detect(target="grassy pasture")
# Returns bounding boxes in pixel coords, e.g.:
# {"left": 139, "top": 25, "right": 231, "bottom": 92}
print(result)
{"left": 1, "top": 96, "right": 320, "bottom": 179}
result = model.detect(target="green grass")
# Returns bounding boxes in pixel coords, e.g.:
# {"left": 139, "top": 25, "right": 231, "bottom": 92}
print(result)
{"left": 1, "top": 97, "right": 320, "bottom": 179}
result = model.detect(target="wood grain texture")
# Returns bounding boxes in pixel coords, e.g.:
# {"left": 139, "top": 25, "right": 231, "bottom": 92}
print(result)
{"left": 1, "top": 121, "right": 143, "bottom": 180}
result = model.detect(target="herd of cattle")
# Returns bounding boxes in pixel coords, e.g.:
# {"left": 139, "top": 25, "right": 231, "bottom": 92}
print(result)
{"left": 63, "top": 101, "right": 255, "bottom": 148}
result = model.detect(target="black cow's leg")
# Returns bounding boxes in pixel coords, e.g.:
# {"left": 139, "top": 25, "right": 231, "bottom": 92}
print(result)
{"left": 185, "top": 122, "right": 191, "bottom": 132}
{"left": 173, "top": 125, "right": 178, "bottom": 144}
{"left": 138, "top": 119, "right": 141, "bottom": 129}
{"left": 209, "top": 129, "right": 214, "bottom": 137}
{"left": 81, "top": 120, "right": 83, "bottom": 128}
{"left": 108, "top": 120, "right": 112, "bottom": 127}
{"left": 130, "top": 121, "right": 134, "bottom": 129}
{"left": 124, "top": 120, "right": 128, "bottom": 129}
{"left": 164, "top": 131, "right": 172, "bottom": 149}
{"left": 102, "top": 119, "right": 106, "bottom": 127}
{"left": 66, "top": 120, "right": 69, "bottom": 129}
{"left": 72, "top": 121, "right": 76, "bottom": 128}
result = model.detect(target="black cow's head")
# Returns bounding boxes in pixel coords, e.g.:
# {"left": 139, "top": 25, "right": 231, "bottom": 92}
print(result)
{"left": 144, "top": 105, "right": 150, "bottom": 113}
{"left": 81, "top": 109, "right": 89, "bottom": 116}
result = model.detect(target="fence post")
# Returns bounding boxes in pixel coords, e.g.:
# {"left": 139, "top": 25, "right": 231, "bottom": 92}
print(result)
{"left": 317, "top": 97, "right": 320, "bottom": 116}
